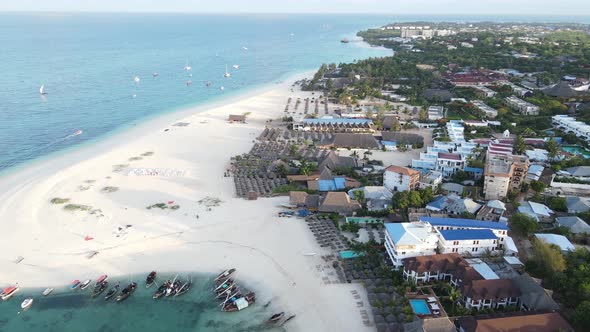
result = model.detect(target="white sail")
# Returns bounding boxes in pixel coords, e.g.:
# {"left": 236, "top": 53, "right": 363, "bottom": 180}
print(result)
{"left": 224, "top": 65, "right": 230, "bottom": 78}
{"left": 39, "top": 84, "right": 46, "bottom": 95}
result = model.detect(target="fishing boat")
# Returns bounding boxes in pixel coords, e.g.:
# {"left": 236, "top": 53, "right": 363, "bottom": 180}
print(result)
{"left": 214, "top": 278, "right": 235, "bottom": 293}
{"left": 1, "top": 285, "right": 19, "bottom": 301}
{"left": 96, "top": 275, "right": 108, "bottom": 285}
{"left": 21, "top": 298, "right": 33, "bottom": 310}
{"left": 222, "top": 292, "right": 255, "bottom": 312}
{"left": 91, "top": 281, "right": 109, "bottom": 298}
{"left": 166, "top": 279, "right": 181, "bottom": 297}
{"left": 104, "top": 283, "right": 120, "bottom": 300}
{"left": 42, "top": 288, "right": 54, "bottom": 296}
{"left": 39, "top": 84, "right": 47, "bottom": 95}
{"left": 215, "top": 284, "right": 238, "bottom": 299}
{"left": 224, "top": 65, "right": 231, "bottom": 78}
{"left": 115, "top": 282, "right": 137, "bottom": 302}
{"left": 80, "top": 279, "right": 92, "bottom": 290}
{"left": 340, "top": 38, "right": 350, "bottom": 43}
{"left": 174, "top": 277, "right": 192, "bottom": 297}
{"left": 145, "top": 271, "right": 157, "bottom": 288}
{"left": 268, "top": 312, "right": 285, "bottom": 323}
{"left": 218, "top": 288, "right": 241, "bottom": 304}
{"left": 214, "top": 268, "right": 236, "bottom": 282}
{"left": 70, "top": 280, "right": 81, "bottom": 290}
{"left": 153, "top": 280, "right": 170, "bottom": 299}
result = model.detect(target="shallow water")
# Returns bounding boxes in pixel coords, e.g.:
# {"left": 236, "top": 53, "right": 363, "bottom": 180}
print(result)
{"left": 0, "top": 273, "right": 284, "bottom": 332}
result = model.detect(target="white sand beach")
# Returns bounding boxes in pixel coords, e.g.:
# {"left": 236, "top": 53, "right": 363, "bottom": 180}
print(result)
{"left": 0, "top": 73, "right": 374, "bottom": 331}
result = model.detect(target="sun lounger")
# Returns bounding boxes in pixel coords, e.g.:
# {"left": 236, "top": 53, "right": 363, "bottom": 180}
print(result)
{"left": 427, "top": 296, "right": 437, "bottom": 303}
{"left": 429, "top": 303, "right": 440, "bottom": 310}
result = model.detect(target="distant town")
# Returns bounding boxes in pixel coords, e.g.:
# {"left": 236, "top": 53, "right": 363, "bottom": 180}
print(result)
{"left": 232, "top": 21, "right": 590, "bottom": 332}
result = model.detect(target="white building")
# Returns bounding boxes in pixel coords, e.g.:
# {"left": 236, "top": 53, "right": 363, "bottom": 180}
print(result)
{"left": 427, "top": 106, "right": 445, "bottom": 120}
{"left": 505, "top": 96, "right": 540, "bottom": 115}
{"left": 383, "top": 165, "right": 420, "bottom": 192}
{"left": 552, "top": 115, "right": 590, "bottom": 142}
{"left": 384, "top": 217, "right": 511, "bottom": 268}
{"left": 472, "top": 100, "right": 498, "bottom": 118}
{"left": 473, "top": 86, "right": 497, "bottom": 98}
{"left": 419, "top": 171, "right": 443, "bottom": 190}
{"left": 504, "top": 82, "right": 532, "bottom": 97}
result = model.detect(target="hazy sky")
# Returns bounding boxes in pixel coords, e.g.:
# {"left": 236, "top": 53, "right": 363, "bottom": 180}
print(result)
{"left": 0, "top": 0, "right": 588, "bottom": 16}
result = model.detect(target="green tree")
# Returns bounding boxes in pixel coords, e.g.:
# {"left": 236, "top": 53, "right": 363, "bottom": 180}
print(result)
{"left": 530, "top": 237, "right": 566, "bottom": 277}
{"left": 572, "top": 301, "right": 590, "bottom": 331}
{"left": 548, "top": 196, "right": 567, "bottom": 212}
{"left": 546, "top": 138, "right": 559, "bottom": 160}
{"left": 421, "top": 187, "right": 434, "bottom": 204}
{"left": 393, "top": 191, "right": 410, "bottom": 210}
{"left": 446, "top": 283, "right": 462, "bottom": 315}
{"left": 353, "top": 190, "right": 365, "bottom": 204}
{"left": 408, "top": 191, "right": 424, "bottom": 208}
{"left": 530, "top": 180, "right": 546, "bottom": 193}
{"left": 511, "top": 213, "right": 538, "bottom": 236}
{"left": 514, "top": 135, "right": 526, "bottom": 155}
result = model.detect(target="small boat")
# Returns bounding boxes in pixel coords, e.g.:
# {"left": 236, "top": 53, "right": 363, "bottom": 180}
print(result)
{"left": 145, "top": 271, "right": 157, "bottom": 288}
{"left": 153, "top": 280, "right": 170, "bottom": 299}
{"left": 232, "top": 64, "right": 239, "bottom": 69}
{"left": 80, "top": 279, "right": 92, "bottom": 290}
{"left": 96, "top": 275, "right": 108, "bottom": 285}
{"left": 340, "top": 38, "right": 350, "bottom": 43}
{"left": 205, "top": 81, "right": 212, "bottom": 87}
{"left": 134, "top": 76, "right": 140, "bottom": 83}
{"left": 268, "top": 312, "right": 285, "bottom": 323}
{"left": 72, "top": 130, "right": 83, "bottom": 136}
{"left": 39, "top": 84, "right": 47, "bottom": 95}
{"left": 1, "top": 285, "right": 19, "bottom": 301}
{"left": 70, "top": 280, "right": 81, "bottom": 290}
{"left": 224, "top": 65, "right": 231, "bottom": 78}
{"left": 215, "top": 285, "right": 238, "bottom": 299}
{"left": 184, "top": 58, "right": 192, "bottom": 71}
{"left": 91, "top": 281, "right": 109, "bottom": 298}
{"left": 218, "top": 288, "right": 241, "bottom": 303}
{"left": 115, "top": 282, "right": 137, "bottom": 302}
{"left": 104, "top": 283, "right": 120, "bottom": 300}
{"left": 42, "top": 288, "right": 54, "bottom": 296}
{"left": 174, "top": 277, "right": 192, "bottom": 297}
{"left": 152, "top": 72, "right": 159, "bottom": 77}
{"left": 166, "top": 279, "right": 181, "bottom": 297}
{"left": 21, "top": 298, "right": 33, "bottom": 310}
{"left": 214, "top": 278, "right": 235, "bottom": 293}
{"left": 242, "top": 46, "right": 248, "bottom": 51}
{"left": 222, "top": 292, "right": 255, "bottom": 312}
{"left": 186, "top": 80, "right": 192, "bottom": 86}
{"left": 220, "top": 86, "right": 224, "bottom": 92}
{"left": 214, "top": 268, "right": 236, "bottom": 282}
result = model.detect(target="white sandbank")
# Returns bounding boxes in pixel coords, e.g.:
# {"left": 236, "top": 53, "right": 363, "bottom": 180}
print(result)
{"left": 0, "top": 72, "right": 375, "bottom": 332}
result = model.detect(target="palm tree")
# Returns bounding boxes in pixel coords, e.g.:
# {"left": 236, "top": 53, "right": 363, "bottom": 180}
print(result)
{"left": 446, "top": 283, "right": 461, "bottom": 316}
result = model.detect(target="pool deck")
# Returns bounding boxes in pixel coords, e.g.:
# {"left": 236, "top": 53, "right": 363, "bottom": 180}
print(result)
{"left": 406, "top": 287, "right": 448, "bottom": 319}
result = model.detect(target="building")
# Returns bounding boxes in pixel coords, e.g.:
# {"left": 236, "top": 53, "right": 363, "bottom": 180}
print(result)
{"left": 504, "top": 82, "right": 533, "bottom": 97}
{"left": 402, "top": 253, "right": 480, "bottom": 285}
{"left": 505, "top": 96, "right": 540, "bottom": 115}
{"left": 534, "top": 233, "right": 575, "bottom": 252}
{"left": 472, "top": 100, "right": 498, "bottom": 118}
{"left": 348, "top": 186, "right": 393, "bottom": 211}
{"left": 462, "top": 279, "right": 520, "bottom": 310}
{"left": 427, "top": 106, "right": 445, "bottom": 120}
{"left": 566, "top": 196, "right": 590, "bottom": 213}
{"left": 556, "top": 216, "right": 590, "bottom": 234}
{"left": 457, "top": 312, "right": 573, "bottom": 332}
{"left": 317, "top": 192, "right": 361, "bottom": 215}
{"left": 542, "top": 80, "right": 579, "bottom": 98}
{"left": 483, "top": 152, "right": 529, "bottom": 199}
{"left": 401, "top": 27, "right": 434, "bottom": 39}
{"left": 438, "top": 229, "right": 500, "bottom": 256}
{"left": 383, "top": 165, "right": 421, "bottom": 192}
{"left": 517, "top": 201, "right": 553, "bottom": 222}
{"left": 293, "top": 118, "right": 374, "bottom": 132}
{"left": 419, "top": 171, "right": 443, "bottom": 190}
{"left": 384, "top": 222, "right": 440, "bottom": 267}
{"left": 473, "top": 86, "right": 497, "bottom": 98}
{"left": 436, "top": 152, "right": 466, "bottom": 178}
{"left": 552, "top": 114, "right": 590, "bottom": 142}
{"left": 289, "top": 191, "right": 320, "bottom": 210}
{"left": 325, "top": 133, "right": 380, "bottom": 149}
{"left": 476, "top": 200, "right": 507, "bottom": 222}
{"left": 426, "top": 193, "right": 482, "bottom": 216}
{"left": 511, "top": 273, "right": 560, "bottom": 311}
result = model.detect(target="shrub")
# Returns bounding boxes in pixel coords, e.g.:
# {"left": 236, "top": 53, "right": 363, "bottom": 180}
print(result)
{"left": 64, "top": 204, "right": 92, "bottom": 211}
{"left": 50, "top": 197, "right": 70, "bottom": 204}
{"left": 101, "top": 186, "right": 119, "bottom": 193}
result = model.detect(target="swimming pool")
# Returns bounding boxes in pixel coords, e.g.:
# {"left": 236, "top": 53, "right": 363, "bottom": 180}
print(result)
{"left": 339, "top": 250, "right": 365, "bottom": 259}
{"left": 409, "top": 299, "right": 431, "bottom": 315}
{"left": 562, "top": 145, "right": 590, "bottom": 159}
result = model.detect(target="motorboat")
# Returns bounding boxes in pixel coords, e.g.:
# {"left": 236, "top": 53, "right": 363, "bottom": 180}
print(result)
{"left": 96, "top": 275, "right": 108, "bottom": 285}
{"left": 232, "top": 64, "right": 239, "bottom": 69}
{"left": 145, "top": 271, "right": 157, "bottom": 288}
{"left": 21, "top": 298, "right": 33, "bottom": 310}
{"left": 91, "top": 281, "right": 109, "bottom": 298}
{"left": 153, "top": 280, "right": 170, "bottom": 299}
{"left": 42, "top": 288, "right": 54, "bottom": 296}
{"left": 115, "top": 282, "right": 137, "bottom": 302}
{"left": 134, "top": 76, "right": 140, "bottom": 83}
{"left": 214, "top": 268, "right": 236, "bottom": 282}
{"left": 104, "top": 283, "right": 120, "bottom": 300}
{"left": 70, "top": 280, "right": 81, "bottom": 290}
{"left": 1, "top": 285, "right": 19, "bottom": 301}
{"left": 80, "top": 279, "right": 92, "bottom": 290}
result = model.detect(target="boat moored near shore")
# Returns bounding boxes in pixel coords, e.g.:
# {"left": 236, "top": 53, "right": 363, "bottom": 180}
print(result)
{"left": 1, "top": 285, "right": 19, "bottom": 301}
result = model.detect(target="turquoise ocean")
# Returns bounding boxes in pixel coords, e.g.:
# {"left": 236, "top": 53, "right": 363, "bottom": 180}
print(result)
{"left": 0, "top": 13, "right": 589, "bottom": 332}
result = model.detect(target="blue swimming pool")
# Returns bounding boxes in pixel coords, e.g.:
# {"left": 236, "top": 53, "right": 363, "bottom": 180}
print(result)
{"left": 409, "top": 299, "right": 431, "bottom": 315}
{"left": 339, "top": 250, "right": 365, "bottom": 259}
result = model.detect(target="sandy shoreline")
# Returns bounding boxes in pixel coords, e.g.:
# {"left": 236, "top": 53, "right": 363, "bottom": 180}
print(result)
{"left": 0, "top": 73, "right": 375, "bottom": 331}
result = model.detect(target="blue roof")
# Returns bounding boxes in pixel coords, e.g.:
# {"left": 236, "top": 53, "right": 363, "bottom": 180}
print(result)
{"left": 426, "top": 196, "right": 446, "bottom": 210}
{"left": 464, "top": 166, "right": 484, "bottom": 173}
{"left": 303, "top": 118, "right": 373, "bottom": 125}
{"left": 384, "top": 223, "right": 405, "bottom": 243}
{"left": 382, "top": 141, "right": 398, "bottom": 146}
{"left": 439, "top": 229, "right": 497, "bottom": 241}
{"left": 318, "top": 177, "right": 346, "bottom": 191}
{"left": 421, "top": 217, "right": 508, "bottom": 230}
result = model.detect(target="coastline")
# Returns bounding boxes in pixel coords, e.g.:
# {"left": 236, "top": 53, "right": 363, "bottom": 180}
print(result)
{"left": 0, "top": 72, "right": 374, "bottom": 332}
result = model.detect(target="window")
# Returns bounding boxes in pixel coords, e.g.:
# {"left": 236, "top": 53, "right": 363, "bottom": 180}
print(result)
{"left": 453, "top": 241, "right": 459, "bottom": 245}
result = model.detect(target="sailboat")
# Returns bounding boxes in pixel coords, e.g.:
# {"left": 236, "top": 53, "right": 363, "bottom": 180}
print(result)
{"left": 39, "top": 84, "right": 47, "bottom": 95}
{"left": 134, "top": 76, "right": 140, "bottom": 83}
{"left": 224, "top": 65, "right": 231, "bottom": 78}
{"left": 184, "top": 58, "right": 192, "bottom": 71}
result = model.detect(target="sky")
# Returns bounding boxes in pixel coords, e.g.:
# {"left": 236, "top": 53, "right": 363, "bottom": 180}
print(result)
{"left": 0, "top": 0, "right": 588, "bottom": 16}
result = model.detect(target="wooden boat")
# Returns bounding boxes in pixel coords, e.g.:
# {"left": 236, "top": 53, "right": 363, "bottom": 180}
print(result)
{"left": 145, "top": 271, "right": 157, "bottom": 288}
{"left": 80, "top": 279, "right": 92, "bottom": 290}
{"left": 115, "top": 282, "right": 137, "bottom": 302}
{"left": 1, "top": 285, "right": 19, "bottom": 301}
{"left": 96, "top": 275, "right": 108, "bottom": 285}
{"left": 153, "top": 280, "right": 170, "bottom": 299}
{"left": 104, "top": 283, "right": 120, "bottom": 300}
{"left": 42, "top": 288, "right": 54, "bottom": 296}
{"left": 21, "top": 298, "right": 33, "bottom": 310}
{"left": 91, "top": 281, "right": 109, "bottom": 298}
{"left": 166, "top": 279, "right": 181, "bottom": 297}
{"left": 222, "top": 292, "right": 255, "bottom": 312}
{"left": 70, "top": 280, "right": 81, "bottom": 290}
{"left": 214, "top": 278, "right": 235, "bottom": 293}
{"left": 215, "top": 285, "right": 238, "bottom": 299}
{"left": 174, "top": 278, "right": 192, "bottom": 297}
{"left": 214, "top": 268, "right": 236, "bottom": 282}
{"left": 268, "top": 312, "right": 285, "bottom": 323}
{"left": 219, "top": 289, "right": 241, "bottom": 306}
